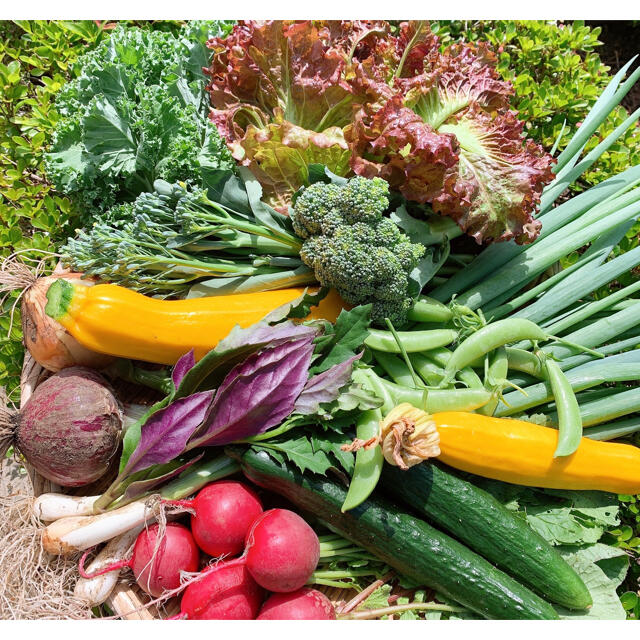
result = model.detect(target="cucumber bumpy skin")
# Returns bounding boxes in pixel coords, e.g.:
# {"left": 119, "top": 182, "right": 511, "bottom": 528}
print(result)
{"left": 230, "top": 447, "right": 560, "bottom": 620}
{"left": 382, "top": 462, "right": 592, "bottom": 610}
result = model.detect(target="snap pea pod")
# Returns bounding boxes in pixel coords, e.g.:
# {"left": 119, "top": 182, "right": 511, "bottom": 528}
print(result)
{"left": 419, "top": 347, "right": 483, "bottom": 388}
{"left": 441, "top": 319, "right": 548, "bottom": 385}
{"left": 505, "top": 347, "right": 545, "bottom": 378}
{"left": 545, "top": 359, "right": 583, "bottom": 457}
{"left": 355, "top": 368, "right": 395, "bottom": 414}
{"left": 458, "top": 367, "right": 484, "bottom": 389}
{"left": 365, "top": 328, "right": 457, "bottom": 353}
{"left": 420, "top": 346, "right": 452, "bottom": 368}
{"left": 478, "top": 347, "right": 508, "bottom": 417}
{"left": 341, "top": 409, "right": 383, "bottom": 513}
{"left": 407, "top": 297, "right": 454, "bottom": 324}
{"left": 372, "top": 352, "right": 416, "bottom": 387}
{"left": 409, "top": 353, "right": 446, "bottom": 387}
{"left": 375, "top": 376, "right": 491, "bottom": 412}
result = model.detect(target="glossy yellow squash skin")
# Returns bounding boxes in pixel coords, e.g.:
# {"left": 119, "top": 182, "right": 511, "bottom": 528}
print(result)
{"left": 49, "top": 282, "right": 345, "bottom": 365}
{"left": 434, "top": 411, "right": 640, "bottom": 495}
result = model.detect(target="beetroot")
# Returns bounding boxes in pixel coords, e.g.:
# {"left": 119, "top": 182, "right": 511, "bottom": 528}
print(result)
{"left": 132, "top": 523, "right": 200, "bottom": 598}
{"left": 0, "top": 367, "right": 122, "bottom": 486}
{"left": 189, "top": 481, "right": 263, "bottom": 557}
{"left": 257, "top": 588, "right": 336, "bottom": 620}
{"left": 180, "top": 564, "right": 264, "bottom": 619}
{"left": 244, "top": 509, "right": 320, "bottom": 593}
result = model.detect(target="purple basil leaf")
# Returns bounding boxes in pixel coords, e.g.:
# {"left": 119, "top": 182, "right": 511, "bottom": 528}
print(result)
{"left": 176, "top": 320, "right": 319, "bottom": 398}
{"left": 120, "top": 454, "right": 204, "bottom": 503}
{"left": 191, "top": 337, "right": 315, "bottom": 447}
{"left": 124, "top": 390, "right": 214, "bottom": 474}
{"left": 217, "top": 320, "right": 318, "bottom": 351}
{"left": 172, "top": 350, "right": 196, "bottom": 389}
{"left": 294, "top": 353, "right": 362, "bottom": 415}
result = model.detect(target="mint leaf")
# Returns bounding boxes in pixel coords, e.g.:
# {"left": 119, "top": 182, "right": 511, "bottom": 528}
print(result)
{"left": 311, "top": 305, "right": 372, "bottom": 374}
{"left": 311, "top": 431, "right": 355, "bottom": 475}
{"left": 256, "top": 437, "right": 333, "bottom": 475}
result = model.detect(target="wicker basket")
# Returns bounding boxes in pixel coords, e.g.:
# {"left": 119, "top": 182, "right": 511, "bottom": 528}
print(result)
{"left": 14, "top": 352, "right": 370, "bottom": 620}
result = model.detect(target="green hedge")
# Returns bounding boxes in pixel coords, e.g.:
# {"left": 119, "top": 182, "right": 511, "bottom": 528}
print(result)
{"left": 431, "top": 20, "right": 640, "bottom": 192}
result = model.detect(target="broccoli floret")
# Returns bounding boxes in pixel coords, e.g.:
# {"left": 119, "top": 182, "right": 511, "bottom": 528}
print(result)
{"left": 291, "top": 176, "right": 425, "bottom": 326}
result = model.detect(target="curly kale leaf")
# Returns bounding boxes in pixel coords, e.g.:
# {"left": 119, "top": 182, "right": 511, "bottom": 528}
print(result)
{"left": 45, "top": 23, "right": 234, "bottom": 218}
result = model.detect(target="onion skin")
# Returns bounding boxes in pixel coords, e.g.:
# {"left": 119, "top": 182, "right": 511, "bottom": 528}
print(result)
{"left": 17, "top": 367, "right": 122, "bottom": 487}
{"left": 22, "top": 274, "right": 114, "bottom": 372}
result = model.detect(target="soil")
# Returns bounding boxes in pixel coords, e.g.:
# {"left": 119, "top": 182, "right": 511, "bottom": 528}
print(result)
{"left": 586, "top": 20, "right": 640, "bottom": 112}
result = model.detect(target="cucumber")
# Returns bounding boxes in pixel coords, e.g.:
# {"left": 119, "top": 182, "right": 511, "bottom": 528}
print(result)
{"left": 382, "top": 463, "right": 592, "bottom": 611}
{"left": 230, "top": 447, "right": 559, "bottom": 620}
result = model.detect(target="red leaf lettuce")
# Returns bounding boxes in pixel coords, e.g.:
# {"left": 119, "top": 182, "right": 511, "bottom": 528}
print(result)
{"left": 206, "top": 20, "right": 554, "bottom": 243}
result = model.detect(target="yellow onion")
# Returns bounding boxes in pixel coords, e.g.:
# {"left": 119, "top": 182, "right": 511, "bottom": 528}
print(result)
{"left": 15, "top": 262, "right": 115, "bottom": 372}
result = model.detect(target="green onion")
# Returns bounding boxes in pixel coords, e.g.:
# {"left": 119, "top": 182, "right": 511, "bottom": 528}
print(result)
{"left": 584, "top": 417, "right": 640, "bottom": 441}
{"left": 456, "top": 194, "right": 640, "bottom": 310}
{"left": 496, "top": 362, "right": 640, "bottom": 417}
{"left": 549, "top": 387, "right": 640, "bottom": 428}
{"left": 543, "top": 280, "right": 640, "bottom": 337}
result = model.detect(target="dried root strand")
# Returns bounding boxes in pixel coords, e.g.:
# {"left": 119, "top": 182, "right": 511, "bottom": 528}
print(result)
{"left": 0, "top": 494, "right": 91, "bottom": 620}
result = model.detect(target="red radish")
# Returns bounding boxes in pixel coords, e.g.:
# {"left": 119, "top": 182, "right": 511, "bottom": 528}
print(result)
{"left": 186, "top": 481, "right": 263, "bottom": 557}
{"left": 257, "top": 588, "right": 336, "bottom": 620}
{"left": 179, "top": 564, "right": 264, "bottom": 620}
{"left": 79, "top": 523, "right": 199, "bottom": 598}
{"left": 244, "top": 509, "right": 320, "bottom": 593}
{"left": 170, "top": 508, "right": 320, "bottom": 598}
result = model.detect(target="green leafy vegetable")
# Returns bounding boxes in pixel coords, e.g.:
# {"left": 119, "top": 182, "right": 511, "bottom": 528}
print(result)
{"left": 474, "top": 479, "right": 621, "bottom": 546}
{"left": 45, "top": 22, "right": 234, "bottom": 217}
{"left": 555, "top": 544, "right": 628, "bottom": 620}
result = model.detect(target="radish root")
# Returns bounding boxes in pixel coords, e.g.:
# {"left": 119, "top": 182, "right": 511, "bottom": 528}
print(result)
{"left": 0, "top": 493, "right": 90, "bottom": 620}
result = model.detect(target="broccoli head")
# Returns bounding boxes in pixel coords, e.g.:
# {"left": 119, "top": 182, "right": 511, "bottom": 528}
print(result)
{"left": 291, "top": 176, "right": 425, "bottom": 326}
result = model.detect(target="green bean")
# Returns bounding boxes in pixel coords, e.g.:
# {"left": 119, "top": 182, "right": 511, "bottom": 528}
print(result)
{"left": 478, "top": 347, "right": 508, "bottom": 417}
{"left": 341, "top": 409, "right": 384, "bottom": 513}
{"left": 364, "top": 328, "right": 457, "bottom": 353}
{"left": 407, "top": 297, "right": 453, "bottom": 324}
{"left": 373, "top": 352, "right": 416, "bottom": 387}
{"left": 409, "top": 353, "right": 446, "bottom": 387}
{"left": 545, "top": 359, "right": 583, "bottom": 457}
{"left": 375, "top": 376, "right": 491, "bottom": 413}
{"left": 442, "top": 319, "right": 547, "bottom": 385}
